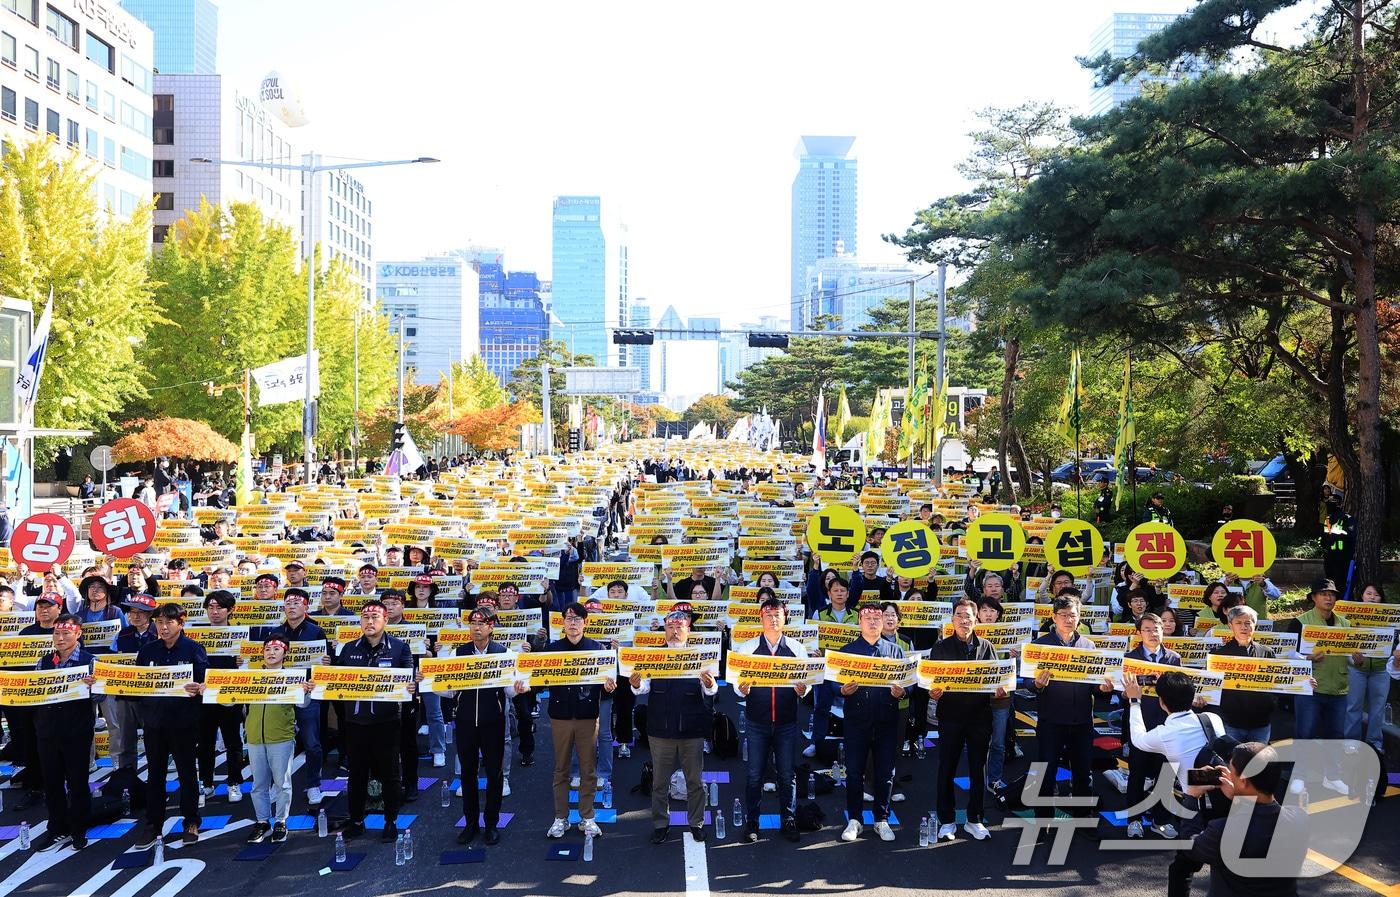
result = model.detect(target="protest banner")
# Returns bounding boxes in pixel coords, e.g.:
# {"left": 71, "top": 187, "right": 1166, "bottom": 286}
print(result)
{"left": 580, "top": 562, "right": 655, "bottom": 587}
{"left": 203, "top": 668, "right": 307, "bottom": 705}
{"left": 741, "top": 558, "right": 804, "bottom": 584}
{"left": 401, "top": 608, "right": 462, "bottom": 634}
{"left": 725, "top": 651, "right": 825, "bottom": 688}
{"left": 0, "top": 666, "right": 90, "bottom": 705}
{"left": 660, "top": 542, "right": 732, "bottom": 571}
{"left": 737, "top": 536, "right": 797, "bottom": 559}
{"left": 0, "top": 612, "right": 30, "bottom": 634}
{"left": 728, "top": 623, "right": 819, "bottom": 653}
{"left": 239, "top": 640, "right": 328, "bottom": 669}
{"left": 1018, "top": 642, "right": 1123, "bottom": 686}
{"left": 1298, "top": 625, "right": 1394, "bottom": 659}
{"left": 823, "top": 650, "right": 918, "bottom": 688}
{"left": 939, "top": 620, "right": 1034, "bottom": 650}
{"left": 227, "top": 602, "right": 287, "bottom": 627}
{"left": 92, "top": 660, "right": 194, "bottom": 697}
{"left": 1127, "top": 635, "right": 1224, "bottom": 668}
{"left": 1206, "top": 654, "right": 1313, "bottom": 695}
{"left": 1333, "top": 601, "right": 1400, "bottom": 630}
{"left": 1207, "top": 629, "right": 1298, "bottom": 655}
{"left": 0, "top": 636, "right": 54, "bottom": 668}
{"left": 467, "top": 569, "right": 547, "bottom": 594}
{"left": 168, "top": 545, "right": 238, "bottom": 567}
{"left": 655, "top": 599, "right": 728, "bottom": 628}
{"left": 492, "top": 608, "right": 543, "bottom": 631}
{"left": 1168, "top": 584, "right": 1209, "bottom": 610}
{"left": 632, "top": 630, "right": 723, "bottom": 650}
{"left": 891, "top": 601, "right": 950, "bottom": 630}
{"left": 598, "top": 598, "right": 659, "bottom": 620}
{"left": 514, "top": 649, "right": 616, "bottom": 687}
{"left": 82, "top": 618, "right": 122, "bottom": 647}
{"left": 916, "top": 658, "right": 1017, "bottom": 694}
{"left": 184, "top": 626, "right": 253, "bottom": 657}
{"left": 548, "top": 612, "right": 636, "bottom": 643}
{"left": 1122, "top": 656, "right": 1224, "bottom": 704}
{"left": 335, "top": 624, "right": 429, "bottom": 656}
{"left": 723, "top": 601, "right": 805, "bottom": 628}
{"left": 617, "top": 645, "right": 721, "bottom": 679}
{"left": 419, "top": 653, "right": 519, "bottom": 693}
{"left": 997, "top": 602, "right": 1036, "bottom": 624}
{"left": 1085, "top": 633, "right": 1131, "bottom": 653}
{"left": 309, "top": 664, "right": 413, "bottom": 701}
{"left": 728, "top": 585, "right": 801, "bottom": 603}
{"left": 816, "top": 620, "right": 862, "bottom": 652}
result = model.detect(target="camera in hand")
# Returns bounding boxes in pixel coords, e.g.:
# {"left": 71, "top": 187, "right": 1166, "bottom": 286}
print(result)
{"left": 1186, "top": 767, "right": 1223, "bottom": 787}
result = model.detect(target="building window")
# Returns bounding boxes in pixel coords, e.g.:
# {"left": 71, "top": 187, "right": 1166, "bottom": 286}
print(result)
{"left": 1, "top": 32, "right": 14, "bottom": 67}
{"left": 85, "top": 33, "right": 113, "bottom": 73}
{"left": 45, "top": 6, "right": 77, "bottom": 50}
{"left": 84, "top": 126, "right": 94, "bottom": 157}
{"left": 153, "top": 93, "right": 173, "bottom": 112}
{"left": 153, "top": 224, "right": 168, "bottom": 243}
{"left": 23, "top": 97, "right": 36, "bottom": 130}
{"left": 45, "top": 56, "right": 57, "bottom": 90}
{"left": 119, "top": 190, "right": 136, "bottom": 216}
{"left": 84, "top": 79, "right": 95, "bottom": 110}
{"left": 0, "top": 86, "right": 12, "bottom": 122}
{"left": 103, "top": 136, "right": 114, "bottom": 168}
{"left": 120, "top": 101, "right": 150, "bottom": 138}
{"left": 23, "top": 43, "right": 36, "bottom": 78}
{"left": 45, "top": 106, "right": 56, "bottom": 136}
{"left": 153, "top": 192, "right": 173, "bottom": 211}
{"left": 64, "top": 68, "right": 76, "bottom": 100}
{"left": 65, "top": 117, "right": 76, "bottom": 146}
{"left": 153, "top": 158, "right": 173, "bottom": 177}
{"left": 119, "top": 54, "right": 149, "bottom": 94}
{"left": 102, "top": 90, "right": 113, "bottom": 121}
{"left": 152, "top": 126, "right": 172, "bottom": 145}
{"left": 120, "top": 146, "right": 147, "bottom": 177}
{"left": 4, "top": 0, "right": 36, "bottom": 24}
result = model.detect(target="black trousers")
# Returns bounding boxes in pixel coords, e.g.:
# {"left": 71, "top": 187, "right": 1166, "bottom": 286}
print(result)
{"left": 198, "top": 703, "right": 245, "bottom": 787}
{"left": 398, "top": 699, "right": 420, "bottom": 791}
{"left": 1126, "top": 746, "right": 1173, "bottom": 825}
{"left": 511, "top": 693, "right": 536, "bottom": 759}
{"left": 347, "top": 720, "right": 400, "bottom": 823}
{"left": 457, "top": 717, "right": 506, "bottom": 829}
{"left": 145, "top": 725, "right": 200, "bottom": 829}
{"left": 7, "top": 707, "right": 42, "bottom": 792}
{"left": 1033, "top": 721, "right": 1094, "bottom": 819}
{"left": 38, "top": 729, "right": 93, "bottom": 837}
{"left": 937, "top": 718, "right": 991, "bottom": 823}
{"left": 613, "top": 680, "right": 635, "bottom": 745}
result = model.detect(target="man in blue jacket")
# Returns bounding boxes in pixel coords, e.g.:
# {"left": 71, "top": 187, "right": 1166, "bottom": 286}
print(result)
{"left": 837, "top": 602, "right": 907, "bottom": 843}
{"left": 134, "top": 603, "right": 209, "bottom": 850}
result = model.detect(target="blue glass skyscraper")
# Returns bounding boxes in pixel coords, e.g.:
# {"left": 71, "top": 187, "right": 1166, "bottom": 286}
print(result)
{"left": 480, "top": 264, "right": 549, "bottom": 387}
{"left": 1088, "top": 12, "right": 1200, "bottom": 115}
{"left": 120, "top": 0, "right": 218, "bottom": 74}
{"left": 551, "top": 195, "right": 608, "bottom": 365}
{"left": 791, "top": 137, "right": 857, "bottom": 330}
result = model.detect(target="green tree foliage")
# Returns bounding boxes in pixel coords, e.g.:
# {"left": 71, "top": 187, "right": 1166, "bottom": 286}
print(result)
{"left": 433, "top": 354, "right": 507, "bottom": 421}
{"left": 507, "top": 340, "right": 615, "bottom": 449}
{"left": 0, "top": 138, "right": 157, "bottom": 460}
{"left": 683, "top": 394, "right": 740, "bottom": 432}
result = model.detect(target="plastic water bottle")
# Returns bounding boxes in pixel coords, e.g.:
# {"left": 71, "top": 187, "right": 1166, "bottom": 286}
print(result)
{"left": 394, "top": 833, "right": 406, "bottom": 866}
{"left": 440, "top": 781, "right": 451, "bottom": 808}
{"left": 153, "top": 837, "right": 164, "bottom": 866}
{"left": 927, "top": 812, "right": 938, "bottom": 845}
{"left": 583, "top": 831, "right": 594, "bottom": 862}
{"left": 807, "top": 772, "right": 816, "bottom": 801}
{"left": 317, "top": 808, "right": 328, "bottom": 838}
{"left": 835, "top": 744, "right": 847, "bottom": 787}
{"left": 602, "top": 780, "right": 613, "bottom": 809}
{"left": 708, "top": 782, "right": 719, "bottom": 807}
{"left": 334, "top": 832, "right": 347, "bottom": 864}
{"left": 121, "top": 788, "right": 131, "bottom": 816}
{"left": 919, "top": 815, "right": 930, "bottom": 847}
{"left": 741, "top": 736, "right": 748, "bottom": 762}
{"left": 715, "top": 807, "right": 726, "bottom": 840}
{"left": 18, "top": 821, "right": 29, "bottom": 849}
{"left": 732, "top": 797, "right": 745, "bottom": 829}
{"left": 404, "top": 828, "right": 414, "bottom": 860}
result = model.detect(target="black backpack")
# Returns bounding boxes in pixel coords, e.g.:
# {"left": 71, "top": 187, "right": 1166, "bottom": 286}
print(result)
{"left": 711, "top": 711, "right": 740, "bottom": 759}
{"left": 101, "top": 766, "right": 146, "bottom": 811}
{"left": 795, "top": 802, "right": 826, "bottom": 831}
{"left": 1190, "top": 712, "right": 1237, "bottom": 823}
{"left": 633, "top": 704, "right": 650, "bottom": 750}
{"left": 631, "top": 761, "right": 654, "bottom": 797}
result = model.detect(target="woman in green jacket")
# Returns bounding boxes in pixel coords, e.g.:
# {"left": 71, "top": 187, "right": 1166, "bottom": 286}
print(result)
{"left": 244, "top": 635, "right": 309, "bottom": 844}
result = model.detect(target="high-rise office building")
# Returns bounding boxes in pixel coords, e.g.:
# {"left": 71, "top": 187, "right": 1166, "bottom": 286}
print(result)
{"left": 805, "top": 251, "right": 919, "bottom": 331}
{"left": 629, "top": 298, "right": 652, "bottom": 392}
{"left": 479, "top": 262, "right": 549, "bottom": 387}
{"left": 551, "top": 195, "right": 610, "bottom": 364}
{"left": 721, "top": 315, "right": 786, "bottom": 388}
{"left": 376, "top": 258, "right": 479, "bottom": 385}
{"left": 0, "top": 1, "right": 154, "bottom": 220}
{"left": 613, "top": 223, "right": 629, "bottom": 369}
{"left": 119, "top": 0, "right": 217, "bottom": 74}
{"left": 790, "top": 136, "right": 857, "bottom": 330}
{"left": 303, "top": 165, "right": 375, "bottom": 305}
{"left": 1088, "top": 12, "right": 1197, "bottom": 115}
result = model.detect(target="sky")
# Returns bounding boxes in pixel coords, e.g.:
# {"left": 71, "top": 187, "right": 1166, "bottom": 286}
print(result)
{"left": 214, "top": 0, "right": 1212, "bottom": 326}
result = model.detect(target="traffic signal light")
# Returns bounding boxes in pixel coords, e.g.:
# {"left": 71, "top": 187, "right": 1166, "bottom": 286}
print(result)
{"left": 390, "top": 422, "right": 405, "bottom": 452}
{"left": 748, "top": 332, "right": 789, "bottom": 349}
{"left": 613, "top": 329, "right": 655, "bottom": 345}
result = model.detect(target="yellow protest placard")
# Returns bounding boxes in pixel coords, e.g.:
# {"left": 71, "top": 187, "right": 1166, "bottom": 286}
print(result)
{"left": 741, "top": 558, "right": 804, "bottom": 584}
{"left": 184, "top": 626, "right": 253, "bottom": 657}
{"left": 514, "top": 649, "right": 616, "bottom": 687}
{"left": 1299, "top": 625, "right": 1394, "bottom": 659}
{"left": 0, "top": 613, "right": 30, "bottom": 635}
{"left": 805, "top": 504, "right": 866, "bottom": 567}
{"left": 1085, "top": 634, "right": 1131, "bottom": 653}
{"left": 1206, "top": 654, "right": 1313, "bottom": 695}
{"left": 401, "top": 608, "right": 462, "bottom": 634}
{"left": 82, "top": 618, "right": 122, "bottom": 647}
{"left": 419, "top": 653, "right": 519, "bottom": 693}
{"left": 309, "top": 664, "right": 414, "bottom": 701}
{"left": 1333, "top": 601, "right": 1400, "bottom": 629}
{"left": 965, "top": 513, "right": 1026, "bottom": 572}
{"left": 580, "top": 562, "right": 655, "bottom": 587}
{"left": 92, "top": 660, "right": 194, "bottom": 697}
{"left": 202, "top": 668, "right": 307, "bottom": 704}
{"left": 815, "top": 620, "right": 862, "bottom": 652}
{"left": 916, "top": 658, "right": 1016, "bottom": 694}
{"left": 1128, "top": 635, "right": 1223, "bottom": 668}
{"left": 0, "top": 636, "right": 53, "bottom": 669}
{"left": 617, "top": 646, "right": 720, "bottom": 679}
{"left": 632, "top": 630, "right": 723, "bottom": 650}
{"left": 334, "top": 624, "right": 429, "bottom": 656}
{"left": 1168, "top": 584, "right": 1209, "bottom": 610}
{"left": 0, "top": 667, "right": 91, "bottom": 705}
{"left": 1122, "top": 656, "right": 1224, "bottom": 704}
{"left": 227, "top": 602, "right": 286, "bottom": 627}
{"left": 1044, "top": 519, "right": 1104, "bottom": 576}
{"left": 940, "top": 620, "right": 1034, "bottom": 650}
{"left": 168, "top": 545, "right": 238, "bottom": 567}
{"left": 822, "top": 650, "right": 918, "bottom": 688}
{"left": 1018, "top": 642, "right": 1122, "bottom": 685}
{"left": 725, "top": 651, "right": 825, "bottom": 688}
{"left": 549, "top": 612, "right": 635, "bottom": 643}
{"left": 655, "top": 599, "right": 728, "bottom": 628}
{"left": 1124, "top": 522, "right": 1187, "bottom": 579}
{"left": 1211, "top": 521, "right": 1277, "bottom": 578}
{"left": 892, "top": 601, "right": 949, "bottom": 630}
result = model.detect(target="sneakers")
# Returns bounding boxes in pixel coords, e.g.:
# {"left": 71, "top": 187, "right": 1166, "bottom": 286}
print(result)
{"left": 502, "top": 778, "right": 511, "bottom": 797}
{"left": 840, "top": 820, "right": 862, "bottom": 842}
{"left": 1126, "top": 820, "right": 1144, "bottom": 839}
{"left": 937, "top": 822, "right": 958, "bottom": 841}
{"left": 1323, "top": 778, "right": 1350, "bottom": 797}
{"left": 547, "top": 818, "right": 569, "bottom": 839}
{"left": 802, "top": 744, "right": 816, "bottom": 758}
{"left": 1151, "top": 821, "right": 1180, "bottom": 839}
{"left": 963, "top": 821, "right": 990, "bottom": 841}
{"left": 520, "top": 755, "right": 535, "bottom": 767}
{"left": 433, "top": 752, "right": 447, "bottom": 768}
{"left": 1104, "top": 769, "right": 1129, "bottom": 793}
{"left": 890, "top": 791, "right": 906, "bottom": 803}
{"left": 228, "top": 784, "right": 243, "bottom": 803}
{"left": 202, "top": 784, "right": 215, "bottom": 801}
{"left": 182, "top": 825, "right": 200, "bottom": 845}
{"left": 270, "top": 822, "right": 287, "bottom": 843}
{"left": 874, "top": 820, "right": 895, "bottom": 842}
{"left": 245, "top": 822, "right": 271, "bottom": 844}
{"left": 743, "top": 822, "right": 759, "bottom": 843}
{"left": 570, "top": 776, "right": 581, "bottom": 789}
{"left": 763, "top": 782, "right": 776, "bottom": 793}
{"left": 618, "top": 744, "right": 631, "bottom": 758}
{"left": 380, "top": 822, "right": 398, "bottom": 843}
{"left": 135, "top": 826, "right": 162, "bottom": 850}
{"left": 306, "top": 786, "right": 324, "bottom": 806}
{"left": 70, "top": 835, "right": 87, "bottom": 851}
{"left": 580, "top": 818, "right": 603, "bottom": 838}
{"left": 33, "top": 832, "right": 69, "bottom": 852}
{"left": 862, "top": 791, "right": 874, "bottom": 801}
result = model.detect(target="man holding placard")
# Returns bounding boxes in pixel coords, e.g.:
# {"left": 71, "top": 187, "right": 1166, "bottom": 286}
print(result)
{"left": 542, "top": 601, "right": 615, "bottom": 841}
{"left": 267, "top": 587, "right": 328, "bottom": 808}
{"left": 836, "top": 602, "right": 908, "bottom": 843}
{"left": 135, "top": 603, "right": 209, "bottom": 849}
{"left": 1286, "top": 578, "right": 1352, "bottom": 796}
{"left": 197, "top": 590, "right": 244, "bottom": 806}
{"left": 805, "top": 575, "right": 855, "bottom": 759}
{"left": 30, "top": 614, "right": 97, "bottom": 852}
{"left": 1207, "top": 606, "right": 1278, "bottom": 743}
{"left": 630, "top": 602, "right": 718, "bottom": 844}
{"left": 732, "top": 591, "right": 810, "bottom": 844}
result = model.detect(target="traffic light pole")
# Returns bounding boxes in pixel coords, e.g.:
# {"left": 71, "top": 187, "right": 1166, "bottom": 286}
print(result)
{"left": 540, "top": 362, "right": 552, "bottom": 457}
{"left": 934, "top": 263, "right": 947, "bottom": 486}
{"left": 397, "top": 316, "right": 406, "bottom": 424}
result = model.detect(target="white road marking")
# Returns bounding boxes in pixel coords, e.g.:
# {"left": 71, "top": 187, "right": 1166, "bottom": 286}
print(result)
{"left": 683, "top": 828, "right": 711, "bottom": 897}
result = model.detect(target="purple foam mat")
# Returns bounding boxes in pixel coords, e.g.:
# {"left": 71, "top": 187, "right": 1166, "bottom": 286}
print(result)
{"left": 454, "top": 812, "right": 514, "bottom": 828}
{"left": 668, "top": 811, "right": 712, "bottom": 826}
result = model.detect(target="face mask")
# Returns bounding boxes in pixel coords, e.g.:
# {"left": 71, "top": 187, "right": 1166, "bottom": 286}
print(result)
{"left": 1051, "top": 511, "right": 1061, "bottom": 519}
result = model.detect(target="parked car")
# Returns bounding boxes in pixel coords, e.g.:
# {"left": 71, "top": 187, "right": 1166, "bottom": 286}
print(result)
{"left": 1050, "top": 459, "right": 1114, "bottom": 484}
{"left": 1089, "top": 466, "right": 1180, "bottom": 485}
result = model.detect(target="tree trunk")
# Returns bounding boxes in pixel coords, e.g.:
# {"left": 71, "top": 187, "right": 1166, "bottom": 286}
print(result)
{"left": 997, "top": 337, "right": 1020, "bottom": 503}
{"left": 1283, "top": 446, "right": 1325, "bottom": 539}
{"left": 1012, "top": 433, "right": 1034, "bottom": 499}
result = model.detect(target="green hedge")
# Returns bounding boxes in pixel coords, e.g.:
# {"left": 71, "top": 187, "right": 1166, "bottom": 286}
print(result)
{"left": 1059, "top": 476, "right": 1273, "bottom": 542}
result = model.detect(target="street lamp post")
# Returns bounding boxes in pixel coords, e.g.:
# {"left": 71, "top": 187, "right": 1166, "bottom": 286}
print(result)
{"left": 191, "top": 153, "right": 438, "bottom": 483}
